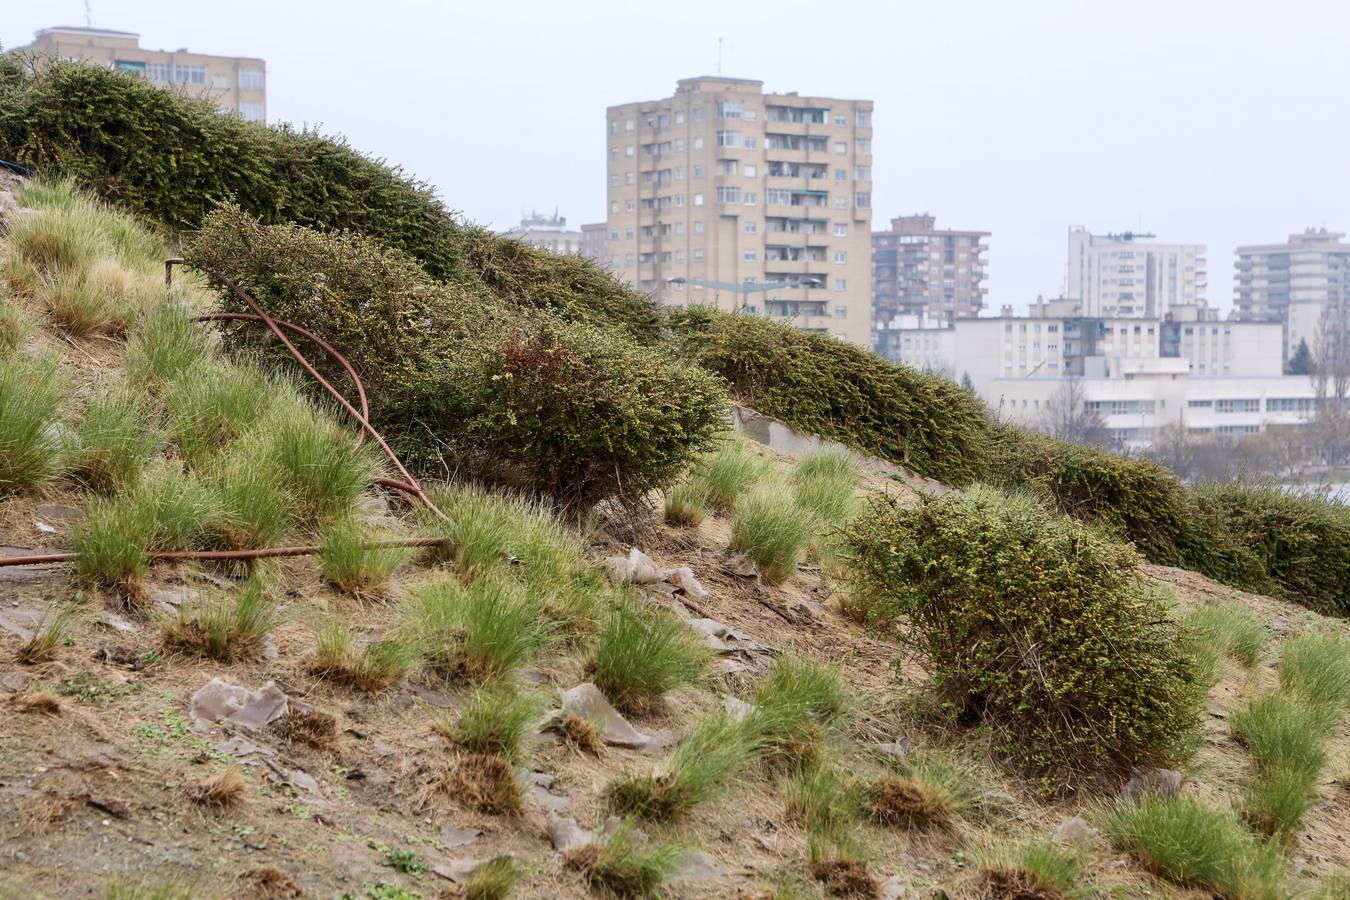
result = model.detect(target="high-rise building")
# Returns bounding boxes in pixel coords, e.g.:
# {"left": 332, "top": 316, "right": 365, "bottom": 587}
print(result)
{"left": 871, "top": 214, "right": 988, "bottom": 361}
{"left": 506, "top": 211, "right": 583, "bottom": 255}
{"left": 1066, "top": 228, "right": 1209, "bottom": 320}
{"left": 580, "top": 222, "right": 608, "bottom": 264}
{"left": 1234, "top": 228, "right": 1350, "bottom": 361}
{"left": 7, "top": 26, "right": 266, "bottom": 122}
{"left": 605, "top": 76, "right": 874, "bottom": 346}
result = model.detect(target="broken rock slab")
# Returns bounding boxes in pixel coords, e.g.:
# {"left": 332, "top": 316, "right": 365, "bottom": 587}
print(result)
{"left": 0, "top": 604, "right": 44, "bottom": 641}
{"left": 603, "top": 548, "right": 708, "bottom": 597}
{"left": 440, "top": 823, "right": 481, "bottom": 850}
{"left": 190, "top": 678, "right": 301, "bottom": 731}
{"left": 685, "top": 618, "right": 764, "bottom": 655}
{"left": 556, "top": 682, "right": 648, "bottom": 749}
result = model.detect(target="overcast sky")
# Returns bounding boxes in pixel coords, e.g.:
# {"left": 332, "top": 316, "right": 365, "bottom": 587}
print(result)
{"left": 8, "top": 0, "right": 1349, "bottom": 315}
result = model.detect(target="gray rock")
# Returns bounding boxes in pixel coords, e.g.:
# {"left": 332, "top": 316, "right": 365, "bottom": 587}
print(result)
{"left": 95, "top": 610, "right": 138, "bottom": 634}
{"left": 546, "top": 814, "right": 593, "bottom": 852}
{"left": 670, "top": 849, "right": 725, "bottom": 882}
{"left": 1120, "top": 767, "right": 1184, "bottom": 801}
{"left": 1051, "top": 815, "right": 1098, "bottom": 845}
{"left": 440, "top": 824, "right": 481, "bottom": 849}
{"left": 560, "top": 682, "right": 650, "bottom": 748}
{"left": 878, "top": 875, "right": 913, "bottom": 900}
{"left": 189, "top": 677, "right": 292, "bottom": 730}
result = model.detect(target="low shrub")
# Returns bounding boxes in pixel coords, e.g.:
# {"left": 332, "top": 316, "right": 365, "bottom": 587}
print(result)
{"left": 1104, "top": 794, "right": 1286, "bottom": 900}
{"left": 0, "top": 354, "right": 68, "bottom": 493}
{"left": 414, "top": 576, "right": 548, "bottom": 683}
{"left": 730, "top": 482, "right": 814, "bottom": 583}
{"left": 670, "top": 306, "right": 994, "bottom": 485}
{"left": 69, "top": 387, "right": 163, "bottom": 493}
{"left": 590, "top": 604, "right": 710, "bottom": 713}
{"left": 184, "top": 208, "right": 724, "bottom": 508}
{"left": 843, "top": 487, "right": 1204, "bottom": 785}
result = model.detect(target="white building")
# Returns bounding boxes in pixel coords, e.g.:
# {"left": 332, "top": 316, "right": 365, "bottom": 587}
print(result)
{"left": 1066, "top": 228, "right": 1210, "bottom": 319}
{"left": 506, "top": 211, "right": 584, "bottom": 255}
{"left": 1235, "top": 228, "right": 1350, "bottom": 360}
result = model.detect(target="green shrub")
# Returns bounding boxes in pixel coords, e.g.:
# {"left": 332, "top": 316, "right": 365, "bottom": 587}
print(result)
{"left": 184, "top": 209, "right": 724, "bottom": 508}
{"left": 843, "top": 487, "right": 1204, "bottom": 784}
{"left": 730, "top": 483, "right": 814, "bottom": 583}
{"left": 1, "top": 63, "right": 661, "bottom": 338}
{"left": 590, "top": 604, "right": 710, "bottom": 713}
{"left": 0, "top": 354, "right": 68, "bottom": 493}
{"left": 1193, "top": 481, "right": 1350, "bottom": 616}
{"left": 69, "top": 387, "right": 163, "bottom": 493}
{"left": 670, "top": 306, "right": 993, "bottom": 485}
{"left": 414, "top": 576, "right": 548, "bottom": 683}
{"left": 1104, "top": 794, "right": 1286, "bottom": 900}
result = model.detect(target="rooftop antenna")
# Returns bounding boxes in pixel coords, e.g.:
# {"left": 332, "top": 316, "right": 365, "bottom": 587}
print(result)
{"left": 85, "top": 0, "right": 93, "bottom": 27}
{"left": 717, "top": 37, "right": 723, "bottom": 76}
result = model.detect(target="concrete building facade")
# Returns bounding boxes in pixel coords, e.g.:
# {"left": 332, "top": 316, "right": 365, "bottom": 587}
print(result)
{"left": 8, "top": 26, "right": 266, "bottom": 122}
{"left": 605, "top": 76, "right": 874, "bottom": 346}
{"left": 580, "top": 222, "right": 608, "bottom": 264}
{"left": 872, "top": 215, "right": 988, "bottom": 360}
{"left": 1234, "top": 228, "right": 1350, "bottom": 361}
{"left": 506, "top": 211, "right": 583, "bottom": 256}
{"left": 1066, "top": 228, "right": 1209, "bottom": 319}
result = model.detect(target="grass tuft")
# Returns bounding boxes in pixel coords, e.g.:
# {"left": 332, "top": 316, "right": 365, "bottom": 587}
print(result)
{"left": 567, "top": 818, "right": 686, "bottom": 899}
{"left": 862, "top": 750, "right": 986, "bottom": 830}
{"left": 972, "top": 839, "right": 1084, "bottom": 900}
{"left": 164, "top": 361, "right": 276, "bottom": 467}
{"left": 606, "top": 711, "right": 756, "bottom": 821}
{"left": 463, "top": 856, "right": 520, "bottom": 900}
{"left": 441, "top": 683, "right": 541, "bottom": 761}
{"left": 307, "top": 623, "right": 415, "bottom": 691}
{"left": 590, "top": 604, "right": 710, "bottom": 713}
{"left": 730, "top": 482, "right": 814, "bottom": 583}
{"left": 558, "top": 713, "right": 604, "bottom": 756}
{"left": 16, "top": 603, "right": 79, "bottom": 665}
{"left": 162, "top": 578, "right": 275, "bottom": 660}
{"left": 262, "top": 403, "right": 378, "bottom": 525}
{"left": 72, "top": 491, "right": 156, "bottom": 595}
{"left": 415, "top": 576, "right": 548, "bottom": 683}
{"left": 784, "top": 764, "right": 859, "bottom": 838}
{"left": 318, "top": 519, "right": 409, "bottom": 599}
{"left": 790, "top": 449, "right": 862, "bottom": 527}
{"left": 1103, "top": 793, "right": 1286, "bottom": 900}
{"left": 750, "top": 654, "right": 852, "bottom": 767}
{"left": 270, "top": 709, "right": 339, "bottom": 750}
{"left": 1279, "top": 631, "right": 1350, "bottom": 711}
{"left": 445, "top": 751, "right": 523, "bottom": 815}
{"left": 126, "top": 299, "right": 210, "bottom": 386}
{"left": 1184, "top": 600, "right": 1267, "bottom": 676}
{"left": 1229, "top": 691, "right": 1333, "bottom": 780}
{"left": 0, "top": 354, "right": 68, "bottom": 494}
{"left": 698, "top": 437, "right": 763, "bottom": 512}
{"left": 69, "top": 387, "right": 163, "bottom": 493}
{"left": 12, "top": 690, "right": 63, "bottom": 715}
{"left": 663, "top": 480, "right": 709, "bottom": 527}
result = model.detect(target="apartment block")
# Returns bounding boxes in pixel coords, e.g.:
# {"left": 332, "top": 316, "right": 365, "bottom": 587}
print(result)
{"left": 872, "top": 214, "right": 988, "bottom": 361}
{"left": 580, "top": 222, "right": 608, "bottom": 264}
{"left": 1066, "top": 228, "right": 1209, "bottom": 319}
{"left": 1234, "top": 227, "right": 1350, "bottom": 360}
{"left": 8, "top": 26, "right": 266, "bottom": 122}
{"left": 605, "top": 76, "right": 874, "bottom": 346}
{"left": 506, "top": 211, "right": 584, "bottom": 255}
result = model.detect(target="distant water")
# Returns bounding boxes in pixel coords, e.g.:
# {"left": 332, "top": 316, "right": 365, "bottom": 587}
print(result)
{"left": 1284, "top": 481, "right": 1350, "bottom": 503}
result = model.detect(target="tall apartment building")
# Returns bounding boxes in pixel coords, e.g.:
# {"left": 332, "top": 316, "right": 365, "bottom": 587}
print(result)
{"left": 1234, "top": 228, "right": 1350, "bottom": 361}
{"left": 605, "top": 76, "right": 874, "bottom": 346}
{"left": 506, "top": 211, "right": 583, "bottom": 255}
{"left": 871, "top": 214, "right": 988, "bottom": 361}
{"left": 8, "top": 26, "right": 266, "bottom": 122}
{"left": 1066, "top": 228, "right": 1209, "bottom": 320}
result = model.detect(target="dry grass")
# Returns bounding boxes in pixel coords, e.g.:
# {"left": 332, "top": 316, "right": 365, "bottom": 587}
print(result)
{"left": 810, "top": 858, "right": 877, "bottom": 898}
{"left": 443, "top": 751, "right": 523, "bottom": 815}
{"left": 11, "top": 690, "right": 62, "bottom": 715}
{"left": 558, "top": 713, "right": 604, "bottom": 757}
{"left": 187, "top": 767, "right": 246, "bottom": 808}
{"left": 306, "top": 623, "right": 415, "bottom": 691}
{"left": 270, "top": 709, "right": 339, "bottom": 751}
{"left": 15, "top": 602, "right": 78, "bottom": 664}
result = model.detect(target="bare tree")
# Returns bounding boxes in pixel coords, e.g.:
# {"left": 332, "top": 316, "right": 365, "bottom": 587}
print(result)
{"left": 1040, "top": 375, "right": 1116, "bottom": 448}
{"left": 1310, "top": 297, "right": 1350, "bottom": 466}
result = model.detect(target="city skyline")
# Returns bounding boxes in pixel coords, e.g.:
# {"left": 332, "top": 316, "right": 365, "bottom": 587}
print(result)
{"left": 4, "top": 1, "right": 1348, "bottom": 316}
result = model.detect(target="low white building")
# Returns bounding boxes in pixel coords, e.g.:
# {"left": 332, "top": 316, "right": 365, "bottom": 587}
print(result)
{"left": 506, "top": 210, "right": 583, "bottom": 255}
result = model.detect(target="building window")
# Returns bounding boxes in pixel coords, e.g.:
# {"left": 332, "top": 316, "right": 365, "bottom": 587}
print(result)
{"left": 675, "top": 249, "right": 685, "bottom": 262}
{"left": 834, "top": 114, "right": 847, "bottom": 126}
{"left": 610, "top": 120, "right": 620, "bottom": 134}
{"left": 674, "top": 166, "right": 684, "bottom": 180}
{"left": 624, "top": 226, "right": 634, "bottom": 238}
{"left": 855, "top": 139, "right": 871, "bottom": 154}
{"left": 835, "top": 169, "right": 847, "bottom": 181}
{"left": 213, "top": 73, "right": 230, "bottom": 88}
{"left": 834, "top": 305, "right": 848, "bottom": 319}
{"left": 745, "top": 137, "right": 757, "bottom": 149}
{"left": 692, "top": 164, "right": 704, "bottom": 177}
{"left": 744, "top": 192, "right": 758, "bottom": 205}
{"left": 743, "top": 164, "right": 757, "bottom": 178}
{"left": 238, "top": 102, "right": 265, "bottom": 122}
{"left": 834, "top": 197, "right": 848, "bottom": 209}
{"left": 715, "top": 186, "right": 742, "bottom": 203}
{"left": 675, "top": 110, "right": 685, "bottom": 125}
{"left": 625, "top": 200, "right": 635, "bottom": 212}
{"left": 610, "top": 201, "right": 619, "bottom": 213}
{"left": 716, "top": 131, "right": 742, "bottom": 147}
{"left": 693, "top": 137, "right": 704, "bottom": 150}
{"left": 674, "top": 139, "right": 684, "bottom": 152}
{"left": 624, "top": 172, "right": 635, "bottom": 185}
{"left": 834, "top": 251, "right": 847, "bottom": 264}
{"left": 833, "top": 141, "right": 847, "bottom": 155}
{"left": 744, "top": 221, "right": 757, "bottom": 234}
{"left": 625, "top": 145, "right": 635, "bottom": 157}
{"left": 674, "top": 194, "right": 685, "bottom": 207}
{"left": 693, "top": 193, "right": 704, "bottom": 207}
{"left": 675, "top": 223, "right": 685, "bottom": 235}
{"left": 692, "top": 107, "right": 704, "bottom": 122}
{"left": 855, "top": 110, "right": 871, "bottom": 127}
{"left": 834, "top": 223, "right": 848, "bottom": 237}
{"left": 610, "top": 255, "right": 620, "bottom": 267}
{"left": 625, "top": 119, "right": 635, "bottom": 131}
{"left": 693, "top": 220, "right": 704, "bottom": 235}
{"left": 625, "top": 253, "right": 635, "bottom": 265}
{"left": 854, "top": 165, "right": 871, "bottom": 180}
{"left": 238, "top": 67, "right": 264, "bottom": 89}
{"left": 744, "top": 250, "right": 757, "bottom": 261}
{"left": 854, "top": 192, "right": 871, "bottom": 208}
{"left": 834, "top": 278, "right": 847, "bottom": 292}
{"left": 745, "top": 109, "right": 758, "bottom": 121}
{"left": 716, "top": 99, "right": 742, "bottom": 118}
{"left": 693, "top": 249, "right": 704, "bottom": 261}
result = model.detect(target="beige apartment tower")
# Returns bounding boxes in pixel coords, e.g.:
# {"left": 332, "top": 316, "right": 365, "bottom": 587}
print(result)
{"left": 605, "top": 77, "right": 874, "bottom": 346}
{"left": 9, "top": 26, "right": 266, "bottom": 122}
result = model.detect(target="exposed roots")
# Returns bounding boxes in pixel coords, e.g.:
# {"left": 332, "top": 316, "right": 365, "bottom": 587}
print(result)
{"left": 244, "top": 866, "right": 306, "bottom": 898}
{"left": 865, "top": 776, "right": 950, "bottom": 829}
{"left": 970, "top": 867, "right": 1068, "bottom": 900}
{"left": 441, "top": 752, "right": 522, "bottom": 815}
{"left": 558, "top": 713, "right": 604, "bottom": 757}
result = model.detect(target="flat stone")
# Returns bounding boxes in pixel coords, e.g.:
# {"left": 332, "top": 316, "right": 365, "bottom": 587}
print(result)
{"left": 871, "top": 739, "right": 912, "bottom": 762}
{"left": 95, "top": 611, "right": 138, "bottom": 634}
{"left": 190, "top": 678, "right": 292, "bottom": 731}
{"left": 1120, "top": 767, "right": 1184, "bottom": 801}
{"left": 878, "top": 875, "right": 913, "bottom": 900}
{"left": 560, "top": 682, "right": 650, "bottom": 749}
{"left": 407, "top": 681, "right": 458, "bottom": 709}
{"left": 0, "top": 605, "right": 43, "bottom": 641}
{"left": 546, "top": 814, "right": 592, "bottom": 852}
{"left": 1051, "top": 816, "right": 1098, "bottom": 845}
{"left": 670, "top": 849, "right": 724, "bottom": 882}
{"left": 215, "top": 735, "right": 277, "bottom": 759}
{"left": 721, "top": 694, "right": 756, "bottom": 722}
{"left": 440, "top": 824, "right": 481, "bottom": 849}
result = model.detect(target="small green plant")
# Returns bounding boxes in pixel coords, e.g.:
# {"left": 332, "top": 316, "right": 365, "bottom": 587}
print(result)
{"left": 749, "top": 655, "right": 851, "bottom": 767}
{"left": 72, "top": 490, "right": 157, "bottom": 594}
{"left": 663, "top": 480, "right": 709, "bottom": 527}
{"left": 164, "top": 361, "right": 277, "bottom": 467}
{"left": 697, "top": 437, "right": 763, "bottom": 512}
{"left": 783, "top": 764, "right": 859, "bottom": 838}
{"left": 58, "top": 672, "right": 142, "bottom": 703}
{"left": 443, "top": 683, "right": 542, "bottom": 761}
{"left": 730, "top": 482, "right": 813, "bottom": 583}
{"left": 162, "top": 578, "right": 275, "bottom": 660}
{"left": 463, "top": 856, "right": 520, "bottom": 900}
{"left": 126, "top": 299, "right": 211, "bottom": 385}
{"left": 606, "top": 711, "right": 756, "bottom": 821}
{"left": 261, "top": 403, "right": 379, "bottom": 525}
{"left": 0, "top": 354, "right": 68, "bottom": 494}
{"left": 207, "top": 442, "right": 295, "bottom": 549}
{"left": 16, "top": 603, "right": 79, "bottom": 665}
{"left": 308, "top": 623, "right": 415, "bottom": 691}
{"left": 1243, "top": 764, "right": 1322, "bottom": 842}
{"left": 319, "top": 519, "right": 410, "bottom": 599}
{"left": 69, "top": 387, "right": 163, "bottom": 493}
{"left": 1230, "top": 691, "right": 1334, "bottom": 780}
{"left": 381, "top": 847, "right": 428, "bottom": 876}
{"left": 133, "top": 464, "right": 222, "bottom": 551}
{"left": 567, "top": 818, "right": 686, "bottom": 898}
{"left": 414, "top": 576, "right": 548, "bottom": 683}
{"left": 790, "top": 449, "right": 862, "bottom": 527}
{"left": 1279, "top": 631, "right": 1350, "bottom": 712}
{"left": 1103, "top": 794, "right": 1286, "bottom": 900}
{"left": 590, "top": 604, "right": 710, "bottom": 713}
